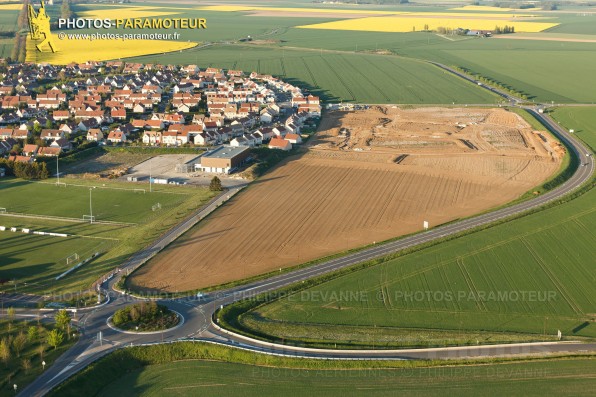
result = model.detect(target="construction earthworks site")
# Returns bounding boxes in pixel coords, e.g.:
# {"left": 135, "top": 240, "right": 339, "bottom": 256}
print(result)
{"left": 129, "top": 107, "right": 563, "bottom": 292}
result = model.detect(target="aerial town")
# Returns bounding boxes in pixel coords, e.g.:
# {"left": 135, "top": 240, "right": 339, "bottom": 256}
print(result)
{"left": 1, "top": 0, "right": 595, "bottom": 395}
{"left": 0, "top": 60, "right": 321, "bottom": 173}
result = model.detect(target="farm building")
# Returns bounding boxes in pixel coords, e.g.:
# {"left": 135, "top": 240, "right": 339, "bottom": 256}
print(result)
{"left": 196, "top": 145, "right": 250, "bottom": 174}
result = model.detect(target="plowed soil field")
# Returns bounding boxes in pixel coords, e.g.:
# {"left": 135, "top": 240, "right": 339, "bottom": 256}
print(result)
{"left": 129, "top": 107, "right": 562, "bottom": 292}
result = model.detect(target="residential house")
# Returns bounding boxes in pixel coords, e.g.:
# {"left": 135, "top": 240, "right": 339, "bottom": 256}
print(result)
{"left": 51, "top": 138, "right": 72, "bottom": 151}
{"left": 107, "top": 130, "right": 126, "bottom": 144}
{"left": 0, "top": 128, "right": 14, "bottom": 140}
{"left": 230, "top": 137, "right": 250, "bottom": 147}
{"left": 40, "top": 129, "right": 63, "bottom": 141}
{"left": 86, "top": 129, "right": 104, "bottom": 141}
{"left": 268, "top": 138, "right": 292, "bottom": 151}
{"left": 37, "top": 146, "right": 61, "bottom": 157}
{"left": 285, "top": 133, "right": 302, "bottom": 144}
{"left": 162, "top": 130, "right": 188, "bottom": 146}
{"left": 52, "top": 110, "right": 70, "bottom": 121}
{"left": 12, "top": 129, "right": 29, "bottom": 140}
{"left": 22, "top": 144, "right": 39, "bottom": 157}
{"left": 142, "top": 130, "right": 162, "bottom": 145}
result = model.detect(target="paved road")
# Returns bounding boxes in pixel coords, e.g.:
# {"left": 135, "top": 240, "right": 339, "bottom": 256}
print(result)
{"left": 15, "top": 101, "right": 595, "bottom": 396}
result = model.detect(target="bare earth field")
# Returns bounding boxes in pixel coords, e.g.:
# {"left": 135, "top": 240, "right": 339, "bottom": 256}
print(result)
{"left": 66, "top": 151, "right": 153, "bottom": 178}
{"left": 130, "top": 107, "right": 562, "bottom": 292}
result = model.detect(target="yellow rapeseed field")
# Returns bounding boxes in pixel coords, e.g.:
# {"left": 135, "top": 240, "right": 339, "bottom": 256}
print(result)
{"left": 196, "top": 6, "right": 539, "bottom": 20}
{"left": 450, "top": 5, "right": 515, "bottom": 12}
{"left": 197, "top": 5, "right": 398, "bottom": 15}
{"left": 0, "top": 4, "right": 22, "bottom": 10}
{"left": 78, "top": 6, "right": 182, "bottom": 20}
{"left": 297, "top": 16, "right": 558, "bottom": 33}
{"left": 26, "top": 36, "right": 198, "bottom": 65}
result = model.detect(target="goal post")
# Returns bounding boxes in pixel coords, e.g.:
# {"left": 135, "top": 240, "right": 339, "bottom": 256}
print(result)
{"left": 0, "top": 208, "right": 6, "bottom": 214}
{"left": 83, "top": 215, "right": 96, "bottom": 223}
{"left": 66, "top": 253, "right": 79, "bottom": 265}
{"left": 134, "top": 188, "right": 146, "bottom": 194}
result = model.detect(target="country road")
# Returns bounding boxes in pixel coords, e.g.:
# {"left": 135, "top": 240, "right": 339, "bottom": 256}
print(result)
{"left": 12, "top": 87, "right": 596, "bottom": 395}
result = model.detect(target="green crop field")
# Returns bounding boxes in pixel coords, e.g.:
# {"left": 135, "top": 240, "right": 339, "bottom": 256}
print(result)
{"left": 551, "top": 106, "right": 596, "bottom": 151}
{"left": 58, "top": 353, "right": 596, "bottom": 397}
{"left": 272, "top": 29, "right": 596, "bottom": 103}
{"left": 0, "top": 178, "right": 216, "bottom": 295}
{"left": 223, "top": 107, "right": 596, "bottom": 347}
{"left": 131, "top": 45, "right": 498, "bottom": 104}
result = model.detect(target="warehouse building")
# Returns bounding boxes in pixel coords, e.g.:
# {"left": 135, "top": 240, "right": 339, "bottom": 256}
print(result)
{"left": 196, "top": 145, "right": 250, "bottom": 174}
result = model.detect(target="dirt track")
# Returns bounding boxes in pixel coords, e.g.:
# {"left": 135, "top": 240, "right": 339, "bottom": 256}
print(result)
{"left": 129, "top": 107, "right": 562, "bottom": 292}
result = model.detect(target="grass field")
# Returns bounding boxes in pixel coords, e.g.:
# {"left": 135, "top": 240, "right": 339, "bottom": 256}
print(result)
{"left": 550, "top": 106, "right": 596, "bottom": 151}
{"left": 0, "top": 178, "right": 216, "bottom": 295}
{"left": 50, "top": 342, "right": 596, "bottom": 397}
{"left": 221, "top": 107, "right": 596, "bottom": 347}
{"left": 98, "top": 358, "right": 596, "bottom": 397}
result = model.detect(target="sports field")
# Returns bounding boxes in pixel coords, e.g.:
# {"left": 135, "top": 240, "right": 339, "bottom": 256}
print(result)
{"left": 62, "top": 355, "right": 596, "bottom": 397}
{"left": 128, "top": 107, "right": 561, "bottom": 293}
{"left": 0, "top": 178, "right": 215, "bottom": 294}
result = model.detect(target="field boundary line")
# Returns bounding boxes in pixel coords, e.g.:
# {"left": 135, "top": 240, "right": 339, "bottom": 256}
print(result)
{"left": 0, "top": 212, "right": 136, "bottom": 227}
{"left": 73, "top": 235, "right": 120, "bottom": 241}
{"left": 35, "top": 180, "right": 191, "bottom": 195}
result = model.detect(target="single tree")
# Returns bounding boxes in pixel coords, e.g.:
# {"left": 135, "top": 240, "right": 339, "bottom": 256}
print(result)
{"left": 38, "top": 343, "right": 45, "bottom": 360}
{"left": 12, "top": 332, "right": 27, "bottom": 357}
{"left": 27, "top": 326, "right": 38, "bottom": 342}
{"left": 0, "top": 338, "right": 10, "bottom": 366}
{"left": 46, "top": 329, "right": 64, "bottom": 350}
{"left": 22, "top": 358, "right": 31, "bottom": 374}
{"left": 209, "top": 176, "right": 223, "bottom": 192}
{"left": 55, "top": 309, "right": 71, "bottom": 331}
{"left": 7, "top": 307, "right": 15, "bottom": 322}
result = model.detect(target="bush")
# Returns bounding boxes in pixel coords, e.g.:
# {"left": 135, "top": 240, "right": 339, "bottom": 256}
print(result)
{"left": 111, "top": 302, "right": 178, "bottom": 331}
{"left": 209, "top": 176, "right": 222, "bottom": 191}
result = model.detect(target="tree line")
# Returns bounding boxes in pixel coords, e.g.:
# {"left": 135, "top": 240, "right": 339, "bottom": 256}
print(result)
{"left": 494, "top": 25, "right": 516, "bottom": 34}
{"left": 0, "top": 158, "right": 49, "bottom": 180}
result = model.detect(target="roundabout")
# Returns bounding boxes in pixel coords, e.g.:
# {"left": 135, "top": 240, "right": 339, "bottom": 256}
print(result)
{"left": 106, "top": 308, "right": 185, "bottom": 335}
